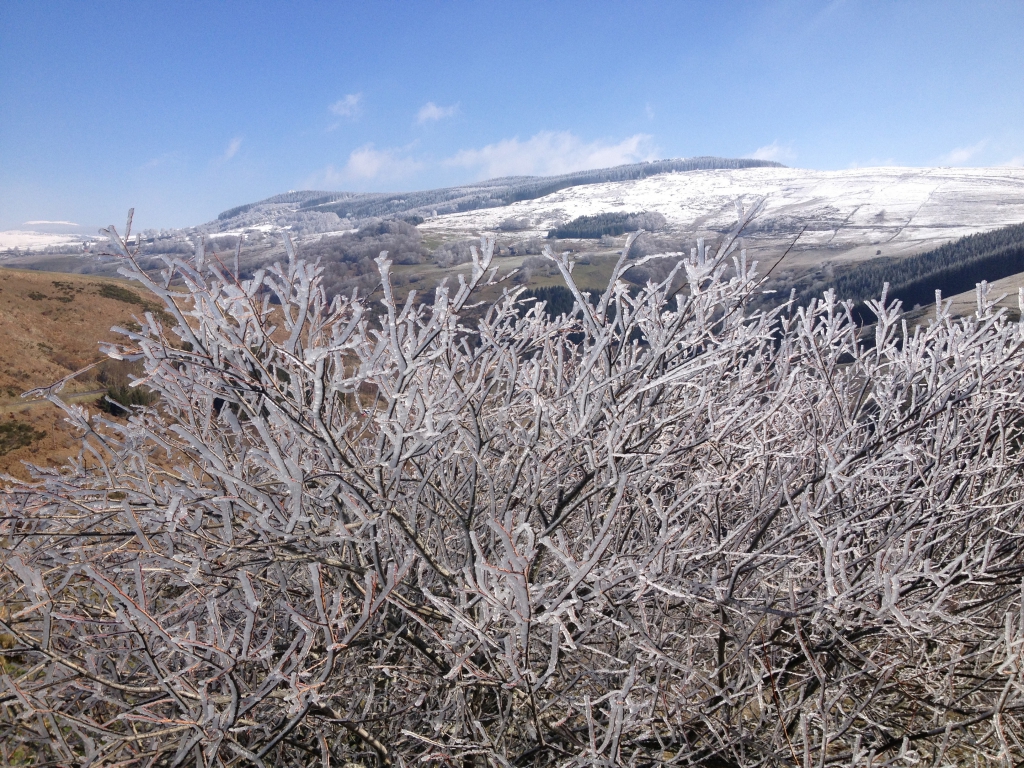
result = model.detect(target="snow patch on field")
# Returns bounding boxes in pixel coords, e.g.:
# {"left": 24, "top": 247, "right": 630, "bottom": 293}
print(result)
{"left": 0, "top": 230, "right": 91, "bottom": 251}
{"left": 206, "top": 223, "right": 280, "bottom": 238}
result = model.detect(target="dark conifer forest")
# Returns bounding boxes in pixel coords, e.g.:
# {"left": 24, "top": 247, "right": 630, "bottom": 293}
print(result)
{"left": 547, "top": 211, "right": 667, "bottom": 239}
{"left": 789, "top": 221, "right": 1024, "bottom": 314}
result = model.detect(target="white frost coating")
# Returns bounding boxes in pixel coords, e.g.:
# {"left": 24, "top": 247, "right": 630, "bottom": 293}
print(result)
{"left": 4, "top": 221, "right": 1024, "bottom": 765}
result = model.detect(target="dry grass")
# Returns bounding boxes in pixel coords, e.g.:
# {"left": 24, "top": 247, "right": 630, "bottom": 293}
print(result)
{"left": 0, "top": 267, "right": 163, "bottom": 479}
{"left": 942, "top": 267, "right": 1024, "bottom": 317}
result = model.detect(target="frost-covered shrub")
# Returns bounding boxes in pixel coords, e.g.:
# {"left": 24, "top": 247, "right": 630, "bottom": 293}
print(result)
{"left": 497, "top": 216, "right": 532, "bottom": 232}
{"left": 3, "top": 215, "right": 1024, "bottom": 766}
{"left": 521, "top": 254, "right": 559, "bottom": 277}
{"left": 432, "top": 237, "right": 477, "bottom": 268}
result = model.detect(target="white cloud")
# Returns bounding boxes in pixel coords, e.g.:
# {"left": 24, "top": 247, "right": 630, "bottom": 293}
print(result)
{"left": 645, "top": 103, "right": 655, "bottom": 120}
{"left": 345, "top": 144, "right": 421, "bottom": 179}
{"left": 1001, "top": 155, "right": 1024, "bottom": 167}
{"left": 938, "top": 140, "right": 987, "bottom": 166}
{"left": 308, "top": 143, "right": 424, "bottom": 187}
{"left": 750, "top": 141, "right": 796, "bottom": 163}
{"left": 330, "top": 93, "right": 363, "bottom": 119}
{"left": 445, "top": 131, "right": 656, "bottom": 178}
{"left": 221, "top": 137, "right": 242, "bottom": 161}
{"left": 24, "top": 220, "right": 78, "bottom": 226}
{"left": 416, "top": 101, "right": 459, "bottom": 124}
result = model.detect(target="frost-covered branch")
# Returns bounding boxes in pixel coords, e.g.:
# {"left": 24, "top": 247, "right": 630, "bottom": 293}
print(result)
{"left": 3, "top": 221, "right": 1024, "bottom": 766}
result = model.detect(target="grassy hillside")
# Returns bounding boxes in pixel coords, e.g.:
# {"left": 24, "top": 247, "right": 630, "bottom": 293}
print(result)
{"left": 0, "top": 268, "right": 164, "bottom": 479}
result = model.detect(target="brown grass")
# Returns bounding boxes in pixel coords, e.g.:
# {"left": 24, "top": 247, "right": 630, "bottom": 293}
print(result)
{"left": 0, "top": 267, "right": 164, "bottom": 479}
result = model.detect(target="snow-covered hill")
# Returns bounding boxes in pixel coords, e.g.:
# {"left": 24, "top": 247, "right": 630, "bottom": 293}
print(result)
{"left": 421, "top": 166, "right": 1024, "bottom": 266}
{"left": 0, "top": 230, "right": 94, "bottom": 251}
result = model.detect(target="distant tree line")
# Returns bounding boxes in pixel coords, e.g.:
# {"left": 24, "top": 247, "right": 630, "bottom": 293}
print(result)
{"left": 548, "top": 211, "right": 667, "bottom": 239}
{"left": 788, "top": 221, "right": 1024, "bottom": 316}
{"left": 219, "top": 190, "right": 340, "bottom": 217}
{"left": 432, "top": 239, "right": 479, "bottom": 269}
{"left": 498, "top": 216, "right": 533, "bottom": 231}
{"left": 217, "top": 202, "right": 256, "bottom": 221}
{"left": 305, "top": 188, "right": 502, "bottom": 221}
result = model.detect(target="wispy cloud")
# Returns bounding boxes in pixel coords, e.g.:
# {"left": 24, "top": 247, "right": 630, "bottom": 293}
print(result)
{"left": 938, "top": 140, "right": 987, "bottom": 166}
{"left": 330, "top": 93, "right": 363, "bottom": 119}
{"left": 645, "top": 103, "right": 655, "bottom": 121}
{"left": 416, "top": 101, "right": 459, "bottom": 124}
{"left": 141, "top": 152, "right": 181, "bottom": 170}
{"left": 307, "top": 131, "right": 656, "bottom": 188}
{"left": 750, "top": 141, "right": 796, "bottom": 163}
{"left": 24, "top": 220, "right": 78, "bottom": 226}
{"left": 221, "top": 137, "right": 243, "bottom": 162}
{"left": 307, "top": 143, "right": 424, "bottom": 187}
{"left": 1004, "top": 155, "right": 1024, "bottom": 167}
{"left": 445, "top": 131, "right": 656, "bottom": 178}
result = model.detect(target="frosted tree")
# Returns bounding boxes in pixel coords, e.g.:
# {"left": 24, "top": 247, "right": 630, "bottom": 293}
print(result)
{"left": 2, "top": 210, "right": 1024, "bottom": 766}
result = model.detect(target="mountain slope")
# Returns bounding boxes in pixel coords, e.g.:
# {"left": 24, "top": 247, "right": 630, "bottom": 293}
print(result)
{"left": 791, "top": 221, "right": 1024, "bottom": 312}
{"left": 0, "top": 269, "right": 165, "bottom": 479}
{"left": 208, "top": 157, "right": 783, "bottom": 230}
{"left": 419, "top": 166, "right": 1024, "bottom": 275}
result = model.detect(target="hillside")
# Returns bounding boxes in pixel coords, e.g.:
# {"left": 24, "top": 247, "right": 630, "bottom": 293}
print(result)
{"left": 786, "top": 220, "right": 1024, "bottom": 316}
{"left": 290, "top": 157, "right": 785, "bottom": 222}
{"left": 420, "top": 166, "right": 1024, "bottom": 262}
{"left": 5, "top": 163, "right": 1024, "bottom": 321}
{"left": 940, "top": 267, "right": 1024, "bottom": 317}
{"left": 0, "top": 268, "right": 164, "bottom": 478}
{"left": 1, "top": 157, "right": 783, "bottom": 263}
{"left": 217, "top": 165, "right": 1024, "bottom": 304}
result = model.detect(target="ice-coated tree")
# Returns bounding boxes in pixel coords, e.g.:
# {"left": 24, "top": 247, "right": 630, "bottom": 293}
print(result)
{"left": 2, "top": 208, "right": 1024, "bottom": 766}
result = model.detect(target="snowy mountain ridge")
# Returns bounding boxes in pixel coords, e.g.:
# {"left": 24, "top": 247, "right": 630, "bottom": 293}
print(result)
{"left": 421, "top": 165, "right": 1024, "bottom": 268}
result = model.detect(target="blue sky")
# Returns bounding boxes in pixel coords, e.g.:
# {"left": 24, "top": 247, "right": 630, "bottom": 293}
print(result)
{"left": 1, "top": 0, "right": 1022, "bottom": 231}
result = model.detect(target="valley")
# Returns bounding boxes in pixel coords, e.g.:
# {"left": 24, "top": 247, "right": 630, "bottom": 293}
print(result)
{"left": 4, "top": 160, "right": 1024, "bottom": 478}
{"left": 7, "top": 162, "right": 1024, "bottom": 294}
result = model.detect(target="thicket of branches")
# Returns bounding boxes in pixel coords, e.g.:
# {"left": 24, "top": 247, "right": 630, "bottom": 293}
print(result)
{"left": 3, "top": 211, "right": 1024, "bottom": 767}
